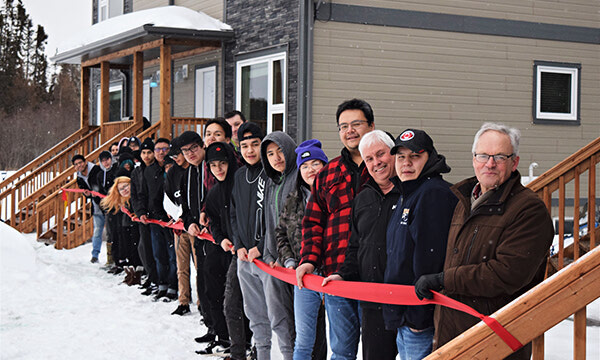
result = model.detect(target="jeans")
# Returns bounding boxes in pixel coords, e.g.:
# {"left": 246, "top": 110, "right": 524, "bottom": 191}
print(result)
{"left": 396, "top": 326, "right": 434, "bottom": 360}
{"left": 324, "top": 294, "right": 360, "bottom": 360}
{"left": 91, "top": 214, "right": 105, "bottom": 259}
{"left": 149, "top": 224, "right": 175, "bottom": 291}
{"left": 293, "top": 287, "right": 322, "bottom": 360}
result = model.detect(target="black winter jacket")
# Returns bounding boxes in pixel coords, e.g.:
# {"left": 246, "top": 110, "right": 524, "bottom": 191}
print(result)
{"left": 230, "top": 162, "right": 268, "bottom": 252}
{"left": 130, "top": 163, "right": 146, "bottom": 217}
{"left": 338, "top": 178, "right": 401, "bottom": 309}
{"left": 383, "top": 152, "right": 457, "bottom": 330}
{"left": 164, "top": 163, "right": 187, "bottom": 207}
{"left": 180, "top": 163, "right": 207, "bottom": 231}
{"left": 96, "top": 163, "right": 119, "bottom": 195}
{"left": 138, "top": 161, "right": 169, "bottom": 221}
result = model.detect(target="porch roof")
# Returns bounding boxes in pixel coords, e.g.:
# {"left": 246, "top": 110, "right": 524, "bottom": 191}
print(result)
{"left": 51, "top": 6, "right": 233, "bottom": 65}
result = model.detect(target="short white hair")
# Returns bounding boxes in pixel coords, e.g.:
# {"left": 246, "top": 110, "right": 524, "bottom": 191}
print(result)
{"left": 359, "top": 130, "right": 394, "bottom": 157}
{"left": 472, "top": 122, "right": 521, "bottom": 156}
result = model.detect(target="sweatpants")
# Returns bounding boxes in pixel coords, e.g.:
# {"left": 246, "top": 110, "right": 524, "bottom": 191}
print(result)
{"left": 224, "top": 257, "right": 252, "bottom": 360}
{"left": 175, "top": 232, "right": 197, "bottom": 305}
{"left": 237, "top": 258, "right": 295, "bottom": 360}
{"left": 194, "top": 238, "right": 214, "bottom": 332}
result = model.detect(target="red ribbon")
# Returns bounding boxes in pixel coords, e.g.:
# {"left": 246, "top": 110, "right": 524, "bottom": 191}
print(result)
{"left": 252, "top": 260, "right": 523, "bottom": 352}
{"left": 61, "top": 187, "right": 521, "bottom": 351}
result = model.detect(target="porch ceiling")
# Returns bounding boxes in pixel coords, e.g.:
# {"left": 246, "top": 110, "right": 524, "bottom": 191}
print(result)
{"left": 51, "top": 6, "right": 233, "bottom": 65}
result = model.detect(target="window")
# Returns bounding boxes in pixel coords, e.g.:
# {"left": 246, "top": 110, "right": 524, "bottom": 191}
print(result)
{"left": 195, "top": 66, "right": 216, "bottom": 118}
{"left": 534, "top": 61, "right": 580, "bottom": 124}
{"left": 96, "top": 84, "right": 123, "bottom": 125}
{"left": 236, "top": 52, "right": 286, "bottom": 134}
{"left": 98, "top": 0, "right": 123, "bottom": 22}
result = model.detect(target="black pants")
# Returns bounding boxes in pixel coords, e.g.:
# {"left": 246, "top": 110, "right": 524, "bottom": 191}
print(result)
{"left": 361, "top": 306, "right": 398, "bottom": 360}
{"left": 105, "top": 212, "right": 120, "bottom": 262}
{"left": 194, "top": 239, "right": 216, "bottom": 334}
{"left": 120, "top": 223, "right": 141, "bottom": 267}
{"left": 195, "top": 241, "right": 231, "bottom": 339}
{"left": 138, "top": 223, "right": 158, "bottom": 284}
{"left": 223, "top": 258, "right": 252, "bottom": 359}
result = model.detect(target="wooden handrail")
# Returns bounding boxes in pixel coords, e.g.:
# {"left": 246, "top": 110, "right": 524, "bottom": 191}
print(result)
{"left": 425, "top": 246, "right": 600, "bottom": 359}
{"left": 0, "top": 127, "right": 102, "bottom": 229}
{"left": 15, "top": 122, "right": 143, "bottom": 233}
{"left": 172, "top": 117, "right": 209, "bottom": 138}
{"left": 0, "top": 127, "right": 89, "bottom": 189}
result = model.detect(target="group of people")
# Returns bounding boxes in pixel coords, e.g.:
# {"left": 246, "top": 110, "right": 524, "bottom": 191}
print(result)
{"left": 73, "top": 100, "right": 554, "bottom": 360}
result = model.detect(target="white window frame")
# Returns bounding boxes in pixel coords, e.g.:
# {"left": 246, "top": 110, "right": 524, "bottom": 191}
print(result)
{"left": 96, "top": 83, "right": 123, "bottom": 125}
{"left": 534, "top": 64, "right": 579, "bottom": 122}
{"left": 195, "top": 65, "right": 217, "bottom": 118}
{"left": 98, "top": 0, "right": 123, "bottom": 22}
{"left": 236, "top": 52, "right": 286, "bottom": 133}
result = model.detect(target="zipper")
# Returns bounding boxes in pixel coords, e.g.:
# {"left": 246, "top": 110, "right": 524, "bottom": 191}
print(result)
{"left": 465, "top": 226, "right": 479, "bottom": 263}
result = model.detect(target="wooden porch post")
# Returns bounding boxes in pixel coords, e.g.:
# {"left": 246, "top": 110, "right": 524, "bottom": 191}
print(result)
{"left": 80, "top": 66, "right": 90, "bottom": 131}
{"left": 100, "top": 61, "right": 110, "bottom": 143}
{"left": 133, "top": 51, "right": 144, "bottom": 128}
{"left": 159, "top": 43, "right": 172, "bottom": 139}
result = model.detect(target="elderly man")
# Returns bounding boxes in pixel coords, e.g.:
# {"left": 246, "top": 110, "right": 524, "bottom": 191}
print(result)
{"left": 415, "top": 122, "right": 553, "bottom": 359}
{"left": 322, "top": 129, "right": 401, "bottom": 360}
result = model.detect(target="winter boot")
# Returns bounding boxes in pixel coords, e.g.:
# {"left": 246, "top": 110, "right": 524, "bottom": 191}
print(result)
{"left": 122, "top": 267, "right": 133, "bottom": 285}
{"left": 171, "top": 304, "right": 191, "bottom": 316}
{"left": 128, "top": 267, "right": 143, "bottom": 286}
{"left": 104, "top": 242, "right": 114, "bottom": 267}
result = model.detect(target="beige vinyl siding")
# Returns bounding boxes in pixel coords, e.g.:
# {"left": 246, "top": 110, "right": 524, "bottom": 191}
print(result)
{"left": 133, "top": 0, "right": 167, "bottom": 12}
{"left": 145, "top": 50, "right": 222, "bottom": 123}
{"left": 333, "top": 0, "right": 600, "bottom": 28}
{"left": 175, "top": 0, "right": 222, "bottom": 20}
{"left": 311, "top": 21, "right": 600, "bottom": 184}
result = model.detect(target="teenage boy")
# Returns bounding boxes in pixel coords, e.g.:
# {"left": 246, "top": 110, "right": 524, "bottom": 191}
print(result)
{"left": 135, "top": 137, "right": 178, "bottom": 302}
{"left": 72, "top": 154, "right": 102, "bottom": 263}
{"left": 230, "top": 122, "right": 284, "bottom": 360}
{"left": 177, "top": 131, "right": 220, "bottom": 345}
{"left": 164, "top": 137, "right": 196, "bottom": 316}
{"left": 297, "top": 99, "right": 375, "bottom": 359}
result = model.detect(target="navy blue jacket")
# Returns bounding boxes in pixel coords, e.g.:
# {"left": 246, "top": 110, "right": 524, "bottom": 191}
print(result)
{"left": 383, "top": 154, "right": 457, "bottom": 330}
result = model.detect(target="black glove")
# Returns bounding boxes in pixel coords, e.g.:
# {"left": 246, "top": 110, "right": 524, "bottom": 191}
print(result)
{"left": 414, "top": 272, "right": 444, "bottom": 300}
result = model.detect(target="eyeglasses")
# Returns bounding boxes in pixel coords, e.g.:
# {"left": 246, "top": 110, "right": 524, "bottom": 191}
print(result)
{"left": 473, "top": 153, "right": 514, "bottom": 163}
{"left": 180, "top": 143, "right": 200, "bottom": 155}
{"left": 338, "top": 120, "right": 368, "bottom": 132}
{"left": 155, "top": 146, "right": 170, "bottom": 153}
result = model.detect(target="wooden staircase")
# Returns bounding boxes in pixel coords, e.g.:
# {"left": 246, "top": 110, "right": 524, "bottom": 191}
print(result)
{"left": 34, "top": 117, "right": 208, "bottom": 249}
{"left": 428, "top": 136, "right": 599, "bottom": 359}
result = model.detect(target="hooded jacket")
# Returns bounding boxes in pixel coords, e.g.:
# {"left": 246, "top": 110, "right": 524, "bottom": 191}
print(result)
{"left": 338, "top": 177, "right": 401, "bottom": 309}
{"left": 76, "top": 161, "right": 102, "bottom": 214}
{"left": 275, "top": 182, "right": 312, "bottom": 269}
{"left": 129, "top": 162, "right": 146, "bottom": 217}
{"left": 205, "top": 142, "right": 240, "bottom": 245}
{"left": 383, "top": 151, "right": 457, "bottom": 330}
{"left": 138, "top": 160, "right": 169, "bottom": 221}
{"left": 260, "top": 131, "right": 298, "bottom": 265}
{"left": 180, "top": 162, "right": 207, "bottom": 231}
{"left": 230, "top": 160, "right": 268, "bottom": 253}
{"left": 95, "top": 162, "right": 118, "bottom": 195}
{"left": 433, "top": 171, "right": 553, "bottom": 359}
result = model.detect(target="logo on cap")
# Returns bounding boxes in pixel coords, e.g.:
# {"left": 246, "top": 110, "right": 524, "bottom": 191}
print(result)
{"left": 301, "top": 151, "right": 311, "bottom": 159}
{"left": 400, "top": 131, "right": 414, "bottom": 141}
{"left": 216, "top": 147, "right": 221, "bottom": 152}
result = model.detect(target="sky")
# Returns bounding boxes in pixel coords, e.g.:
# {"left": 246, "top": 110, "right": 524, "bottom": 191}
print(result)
{"left": 19, "top": 0, "right": 93, "bottom": 64}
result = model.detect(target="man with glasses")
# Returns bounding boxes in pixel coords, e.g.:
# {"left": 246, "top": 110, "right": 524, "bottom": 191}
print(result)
{"left": 136, "top": 137, "right": 179, "bottom": 302}
{"left": 297, "top": 98, "right": 374, "bottom": 359}
{"left": 415, "top": 122, "right": 553, "bottom": 360}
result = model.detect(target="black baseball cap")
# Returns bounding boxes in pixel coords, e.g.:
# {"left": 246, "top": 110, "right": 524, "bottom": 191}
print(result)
{"left": 391, "top": 129, "right": 434, "bottom": 155}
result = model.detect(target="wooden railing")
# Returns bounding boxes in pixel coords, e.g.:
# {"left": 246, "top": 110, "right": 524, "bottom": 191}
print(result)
{"left": 17, "top": 122, "right": 143, "bottom": 234}
{"left": 36, "top": 179, "right": 93, "bottom": 249}
{"left": 35, "top": 118, "right": 209, "bottom": 248}
{"left": 426, "top": 246, "right": 600, "bottom": 359}
{"left": 101, "top": 120, "right": 134, "bottom": 144}
{"left": 0, "top": 127, "right": 89, "bottom": 189}
{"left": 0, "top": 127, "right": 102, "bottom": 229}
{"left": 172, "top": 117, "right": 210, "bottom": 138}
{"left": 429, "top": 136, "right": 599, "bottom": 359}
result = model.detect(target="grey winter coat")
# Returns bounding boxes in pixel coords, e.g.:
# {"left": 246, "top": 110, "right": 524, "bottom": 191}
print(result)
{"left": 260, "top": 131, "right": 298, "bottom": 265}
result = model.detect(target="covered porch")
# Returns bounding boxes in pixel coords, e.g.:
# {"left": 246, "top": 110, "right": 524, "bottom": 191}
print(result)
{"left": 52, "top": 6, "right": 234, "bottom": 142}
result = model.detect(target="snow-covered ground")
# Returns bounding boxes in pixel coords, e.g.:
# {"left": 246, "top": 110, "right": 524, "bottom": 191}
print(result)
{"left": 1, "top": 222, "right": 598, "bottom": 359}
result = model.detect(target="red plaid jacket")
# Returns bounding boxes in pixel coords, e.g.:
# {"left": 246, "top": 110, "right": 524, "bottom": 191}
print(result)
{"left": 300, "top": 153, "right": 370, "bottom": 276}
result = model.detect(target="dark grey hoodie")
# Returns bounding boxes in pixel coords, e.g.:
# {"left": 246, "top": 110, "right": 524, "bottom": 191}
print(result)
{"left": 260, "top": 131, "right": 298, "bottom": 265}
